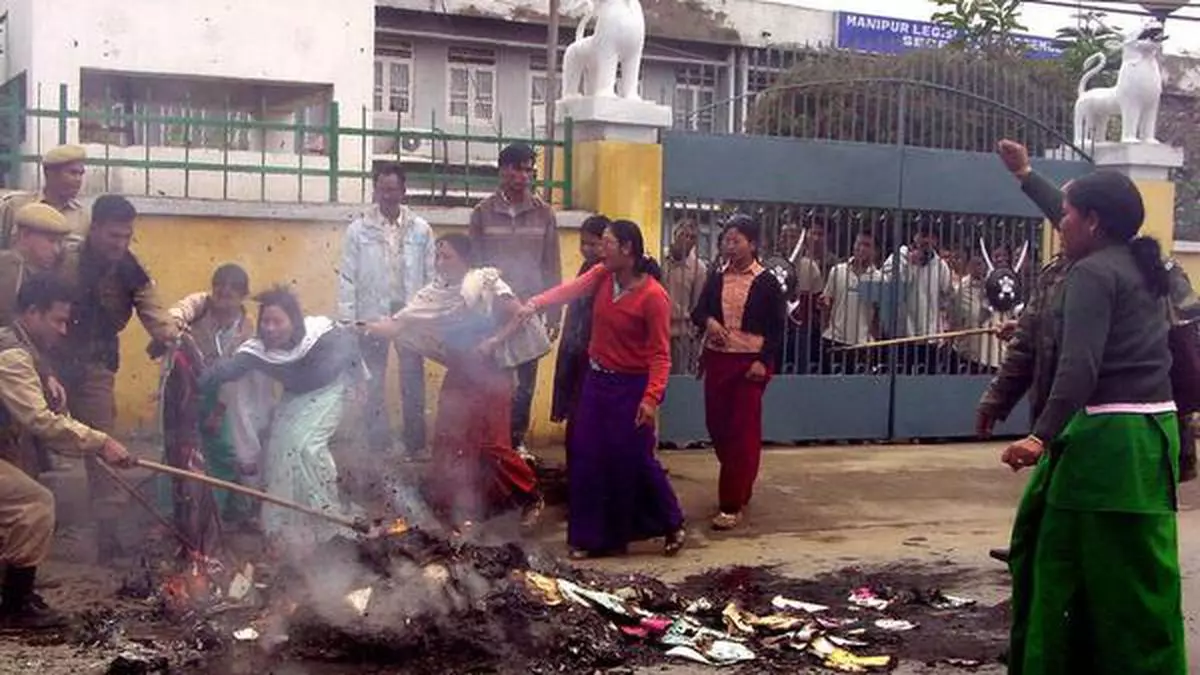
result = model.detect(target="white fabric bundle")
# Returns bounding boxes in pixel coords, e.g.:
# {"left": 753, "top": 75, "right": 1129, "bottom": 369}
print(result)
{"left": 390, "top": 267, "right": 551, "bottom": 368}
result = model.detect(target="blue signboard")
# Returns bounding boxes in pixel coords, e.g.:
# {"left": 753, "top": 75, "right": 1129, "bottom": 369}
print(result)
{"left": 837, "top": 11, "right": 1062, "bottom": 60}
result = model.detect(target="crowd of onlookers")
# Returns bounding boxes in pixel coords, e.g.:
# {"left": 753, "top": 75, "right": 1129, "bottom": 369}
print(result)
{"left": 661, "top": 214, "right": 1038, "bottom": 377}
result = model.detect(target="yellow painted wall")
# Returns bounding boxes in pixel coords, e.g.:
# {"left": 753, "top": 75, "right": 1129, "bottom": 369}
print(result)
{"left": 570, "top": 141, "right": 664, "bottom": 258}
{"left": 1134, "top": 179, "right": 1177, "bottom": 252}
{"left": 116, "top": 216, "right": 585, "bottom": 446}
{"left": 1179, "top": 251, "right": 1200, "bottom": 282}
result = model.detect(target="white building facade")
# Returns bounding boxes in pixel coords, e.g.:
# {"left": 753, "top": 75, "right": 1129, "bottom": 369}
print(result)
{"left": 0, "top": 0, "right": 1087, "bottom": 203}
{"left": 0, "top": 0, "right": 374, "bottom": 201}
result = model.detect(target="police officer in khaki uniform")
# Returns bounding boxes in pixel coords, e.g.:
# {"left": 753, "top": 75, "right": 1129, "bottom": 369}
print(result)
{"left": 0, "top": 273, "right": 133, "bottom": 630}
{"left": 0, "top": 203, "right": 71, "bottom": 326}
{"left": 0, "top": 145, "right": 90, "bottom": 249}
{"left": 0, "top": 204, "right": 73, "bottom": 475}
{"left": 58, "top": 194, "right": 178, "bottom": 561}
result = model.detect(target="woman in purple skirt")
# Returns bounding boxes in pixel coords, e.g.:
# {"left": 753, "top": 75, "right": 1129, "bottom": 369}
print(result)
{"left": 522, "top": 220, "right": 686, "bottom": 559}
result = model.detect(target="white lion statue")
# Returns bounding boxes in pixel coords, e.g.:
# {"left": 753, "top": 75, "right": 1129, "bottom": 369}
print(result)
{"left": 1073, "top": 23, "right": 1167, "bottom": 146}
{"left": 561, "top": 0, "right": 646, "bottom": 100}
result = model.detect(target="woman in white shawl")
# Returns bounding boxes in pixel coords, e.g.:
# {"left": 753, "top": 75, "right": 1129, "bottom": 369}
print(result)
{"left": 364, "top": 233, "right": 547, "bottom": 530}
{"left": 200, "top": 286, "right": 363, "bottom": 553}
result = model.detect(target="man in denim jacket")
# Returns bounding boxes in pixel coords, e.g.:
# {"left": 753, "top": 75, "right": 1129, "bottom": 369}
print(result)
{"left": 338, "top": 163, "right": 435, "bottom": 458}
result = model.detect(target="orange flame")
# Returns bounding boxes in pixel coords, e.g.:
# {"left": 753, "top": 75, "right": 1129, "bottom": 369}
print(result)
{"left": 386, "top": 518, "right": 410, "bottom": 535}
{"left": 160, "top": 559, "right": 213, "bottom": 612}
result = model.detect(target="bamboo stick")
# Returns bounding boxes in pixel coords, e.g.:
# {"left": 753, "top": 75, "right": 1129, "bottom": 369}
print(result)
{"left": 135, "top": 458, "right": 368, "bottom": 533}
{"left": 829, "top": 326, "right": 998, "bottom": 352}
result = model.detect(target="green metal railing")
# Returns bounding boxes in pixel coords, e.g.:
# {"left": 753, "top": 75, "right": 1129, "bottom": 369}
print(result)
{"left": 0, "top": 83, "right": 574, "bottom": 208}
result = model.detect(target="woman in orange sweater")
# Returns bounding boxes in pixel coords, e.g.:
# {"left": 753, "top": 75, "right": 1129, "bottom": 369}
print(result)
{"left": 692, "top": 215, "right": 785, "bottom": 531}
{"left": 522, "top": 219, "right": 686, "bottom": 558}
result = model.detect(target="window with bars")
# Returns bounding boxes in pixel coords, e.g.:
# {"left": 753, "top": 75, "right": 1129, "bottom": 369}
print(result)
{"left": 529, "top": 53, "right": 562, "bottom": 108}
{"left": 374, "top": 56, "right": 412, "bottom": 114}
{"left": 448, "top": 46, "right": 496, "bottom": 122}
{"left": 294, "top": 102, "right": 329, "bottom": 155}
{"left": 124, "top": 102, "right": 254, "bottom": 151}
{"left": 79, "top": 70, "right": 330, "bottom": 154}
{"left": 673, "top": 66, "right": 718, "bottom": 133}
{"left": 747, "top": 69, "right": 776, "bottom": 103}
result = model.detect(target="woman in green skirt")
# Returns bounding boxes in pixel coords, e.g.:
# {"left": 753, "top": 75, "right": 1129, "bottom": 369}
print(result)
{"left": 1003, "top": 170, "right": 1186, "bottom": 675}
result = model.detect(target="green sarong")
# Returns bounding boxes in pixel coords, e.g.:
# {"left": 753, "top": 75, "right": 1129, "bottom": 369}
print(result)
{"left": 1008, "top": 410, "right": 1186, "bottom": 675}
{"left": 154, "top": 387, "right": 246, "bottom": 521}
{"left": 199, "top": 388, "right": 250, "bottom": 521}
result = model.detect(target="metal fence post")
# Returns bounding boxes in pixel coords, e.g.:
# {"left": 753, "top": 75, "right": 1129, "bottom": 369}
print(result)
{"left": 327, "top": 101, "right": 340, "bottom": 202}
{"left": 57, "top": 83, "right": 68, "bottom": 145}
{"left": 562, "top": 116, "right": 574, "bottom": 209}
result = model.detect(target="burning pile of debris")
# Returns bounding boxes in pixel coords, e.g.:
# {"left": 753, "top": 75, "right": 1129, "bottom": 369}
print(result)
{"left": 227, "top": 526, "right": 1004, "bottom": 673}
{"left": 78, "top": 521, "right": 1004, "bottom": 674}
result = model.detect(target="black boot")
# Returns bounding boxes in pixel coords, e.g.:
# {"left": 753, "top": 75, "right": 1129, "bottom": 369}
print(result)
{"left": 0, "top": 566, "right": 66, "bottom": 630}
{"left": 989, "top": 548, "right": 1011, "bottom": 564}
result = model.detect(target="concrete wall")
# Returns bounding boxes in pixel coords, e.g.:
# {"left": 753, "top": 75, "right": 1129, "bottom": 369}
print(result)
{"left": 4, "top": 0, "right": 374, "bottom": 196}
{"left": 1, "top": 0, "right": 33, "bottom": 84}
{"left": 113, "top": 199, "right": 590, "bottom": 446}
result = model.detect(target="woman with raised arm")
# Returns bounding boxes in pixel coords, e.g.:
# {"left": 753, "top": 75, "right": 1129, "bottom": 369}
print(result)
{"left": 1003, "top": 170, "right": 1186, "bottom": 674}
{"left": 521, "top": 219, "right": 686, "bottom": 558}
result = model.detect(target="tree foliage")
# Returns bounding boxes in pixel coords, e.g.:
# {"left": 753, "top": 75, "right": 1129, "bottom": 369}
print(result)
{"left": 1055, "top": 11, "right": 1122, "bottom": 86}
{"left": 1157, "top": 94, "right": 1200, "bottom": 241}
{"left": 930, "top": 0, "right": 1028, "bottom": 53}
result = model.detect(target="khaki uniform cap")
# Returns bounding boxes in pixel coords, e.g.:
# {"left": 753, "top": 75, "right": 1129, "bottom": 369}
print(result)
{"left": 42, "top": 144, "right": 86, "bottom": 167}
{"left": 14, "top": 203, "right": 71, "bottom": 235}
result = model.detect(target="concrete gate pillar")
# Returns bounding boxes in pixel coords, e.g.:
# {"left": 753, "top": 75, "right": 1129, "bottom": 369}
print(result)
{"left": 1091, "top": 142, "right": 1185, "bottom": 251}
{"left": 555, "top": 97, "right": 673, "bottom": 255}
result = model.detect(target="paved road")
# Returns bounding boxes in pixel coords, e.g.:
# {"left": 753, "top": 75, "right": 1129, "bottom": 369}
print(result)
{"left": 525, "top": 441, "right": 1200, "bottom": 674}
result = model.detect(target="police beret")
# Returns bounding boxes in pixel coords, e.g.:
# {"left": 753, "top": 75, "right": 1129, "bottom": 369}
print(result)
{"left": 14, "top": 203, "right": 70, "bottom": 235}
{"left": 42, "top": 144, "right": 86, "bottom": 167}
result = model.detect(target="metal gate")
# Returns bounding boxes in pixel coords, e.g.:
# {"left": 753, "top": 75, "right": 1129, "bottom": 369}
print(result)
{"left": 658, "top": 76, "right": 1094, "bottom": 445}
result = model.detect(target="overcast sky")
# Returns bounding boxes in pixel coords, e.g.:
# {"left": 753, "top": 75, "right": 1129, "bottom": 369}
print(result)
{"left": 793, "top": 0, "right": 1200, "bottom": 54}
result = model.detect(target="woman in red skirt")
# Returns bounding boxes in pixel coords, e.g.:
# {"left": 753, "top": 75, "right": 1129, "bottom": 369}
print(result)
{"left": 365, "top": 234, "right": 540, "bottom": 530}
{"left": 691, "top": 214, "right": 785, "bottom": 530}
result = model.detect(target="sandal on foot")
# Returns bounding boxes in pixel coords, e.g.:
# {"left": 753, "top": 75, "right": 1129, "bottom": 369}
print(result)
{"left": 711, "top": 511, "right": 742, "bottom": 531}
{"left": 663, "top": 527, "right": 687, "bottom": 557}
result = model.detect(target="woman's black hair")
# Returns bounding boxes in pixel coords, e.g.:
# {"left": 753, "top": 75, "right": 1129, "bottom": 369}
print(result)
{"left": 607, "top": 219, "right": 662, "bottom": 281}
{"left": 720, "top": 214, "right": 761, "bottom": 255}
{"left": 581, "top": 214, "right": 610, "bottom": 238}
{"left": 1065, "top": 170, "right": 1169, "bottom": 298}
{"left": 254, "top": 285, "right": 306, "bottom": 344}
{"left": 436, "top": 233, "right": 475, "bottom": 266}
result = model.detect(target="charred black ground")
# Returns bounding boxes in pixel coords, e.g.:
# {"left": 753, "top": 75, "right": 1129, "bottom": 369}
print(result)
{"left": 174, "top": 529, "right": 1007, "bottom": 674}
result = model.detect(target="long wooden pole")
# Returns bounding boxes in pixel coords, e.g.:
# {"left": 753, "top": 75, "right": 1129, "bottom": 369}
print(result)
{"left": 97, "top": 459, "right": 200, "bottom": 553}
{"left": 829, "top": 326, "right": 998, "bottom": 352}
{"left": 135, "top": 458, "right": 368, "bottom": 533}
